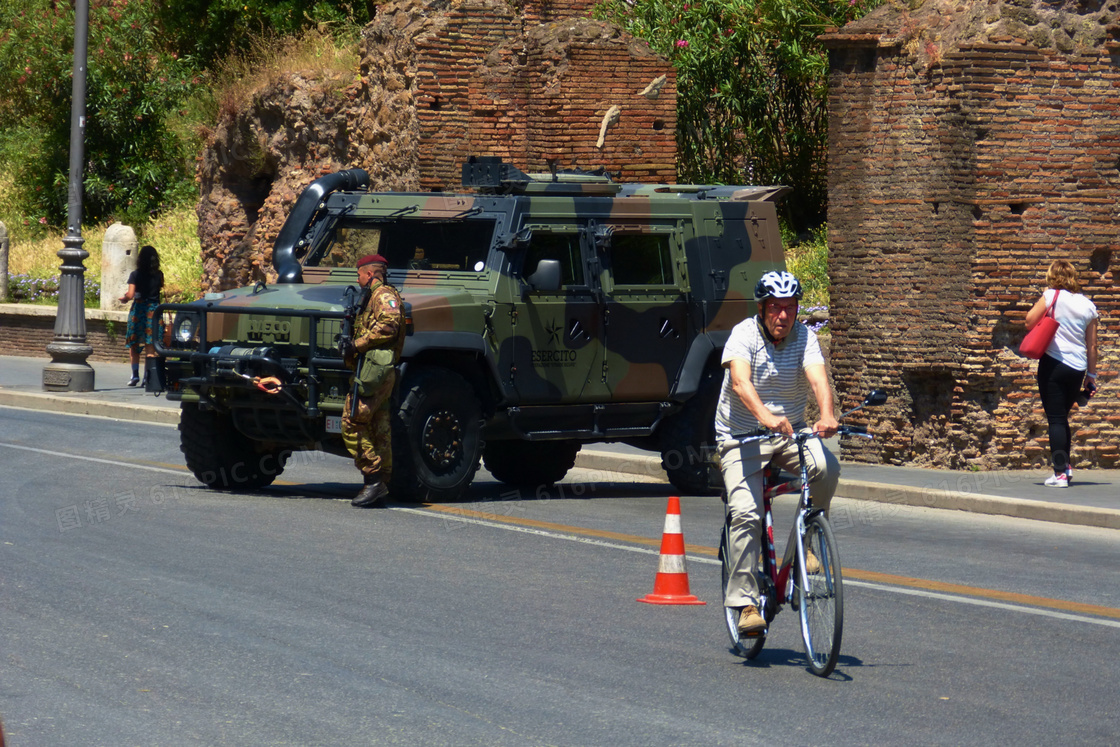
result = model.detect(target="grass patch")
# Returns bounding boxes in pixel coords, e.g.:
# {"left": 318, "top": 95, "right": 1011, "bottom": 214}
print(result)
{"left": 209, "top": 26, "right": 361, "bottom": 127}
{"left": 3, "top": 169, "right": 202, "bottom": 306}
{"left": 784, "top": 224, "right": 830, "bottom": 333}
{"left": 785, "top": 225, "right": 829, "bottom": 310}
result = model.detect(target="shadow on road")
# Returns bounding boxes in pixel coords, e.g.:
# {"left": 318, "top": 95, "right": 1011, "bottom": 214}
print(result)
{"left": 258, "top": 478, "right": 681, "bottom": 504}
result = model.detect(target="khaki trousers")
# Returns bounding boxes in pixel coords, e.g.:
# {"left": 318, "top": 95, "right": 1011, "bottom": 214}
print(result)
{"left": 342, "top": 372, "right": 396, "bottom": 481}
{"left": 718, "top": 431, "right": 840, "bottom": 608}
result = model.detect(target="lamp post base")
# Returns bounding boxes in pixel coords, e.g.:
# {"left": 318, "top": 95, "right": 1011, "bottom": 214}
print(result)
{"left": 43, "top": 342, "right": 95, "bottom": 392}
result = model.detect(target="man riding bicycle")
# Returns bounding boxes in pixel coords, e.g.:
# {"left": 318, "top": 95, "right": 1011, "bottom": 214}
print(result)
{"left": 716, "top": 270, "right": 839, "bottom": 637}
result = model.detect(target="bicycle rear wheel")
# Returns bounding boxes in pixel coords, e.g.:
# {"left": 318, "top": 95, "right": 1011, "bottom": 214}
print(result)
{"left": 720, "top": 523, "right": 766, "bottom": 658}
{"left": 796, "top": 513, "right": 843, "bottom": 677}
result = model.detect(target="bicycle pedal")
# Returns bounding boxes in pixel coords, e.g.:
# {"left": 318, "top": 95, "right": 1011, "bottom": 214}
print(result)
{"left": 740, "top": 628, "right": 768, "bottom": 638}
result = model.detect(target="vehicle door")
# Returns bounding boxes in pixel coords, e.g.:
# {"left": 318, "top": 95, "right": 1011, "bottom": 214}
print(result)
{"left": 597, "top": 224, "right": 691, "bottom": 401}
{"left": 492, "top": 224, "right": 604, "bottom": 404}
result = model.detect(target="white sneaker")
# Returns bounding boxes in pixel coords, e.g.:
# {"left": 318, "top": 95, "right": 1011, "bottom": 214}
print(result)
{"left": 1065, "top": 467, "right": 1072, "bottom": 486}
{"left": 1044, "top": 473, "right": 1069, "bottom": 488}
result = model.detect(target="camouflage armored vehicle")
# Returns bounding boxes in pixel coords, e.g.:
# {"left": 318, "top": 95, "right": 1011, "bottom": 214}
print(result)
{"left": 158, "top": 157, "right": 788, "bottom": 501}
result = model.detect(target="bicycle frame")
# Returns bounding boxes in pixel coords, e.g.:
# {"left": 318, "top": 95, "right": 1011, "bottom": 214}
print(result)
{"left": 753, "top": 432, "right": 821, "bottom": 612}
{"left": 752, "top": 390, "right": 887, "bottom": 610}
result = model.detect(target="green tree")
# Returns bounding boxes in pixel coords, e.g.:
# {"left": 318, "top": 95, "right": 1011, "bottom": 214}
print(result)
{"left": 0, "top": 0, "right": 201, "bottom": 226}
{"left": 595, "top": 0, "right": 875, "bottom": 231}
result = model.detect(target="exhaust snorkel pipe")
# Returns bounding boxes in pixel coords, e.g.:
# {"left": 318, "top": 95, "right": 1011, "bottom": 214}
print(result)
{"left": 273, "top": 169, "right": 370, "bottom": 283}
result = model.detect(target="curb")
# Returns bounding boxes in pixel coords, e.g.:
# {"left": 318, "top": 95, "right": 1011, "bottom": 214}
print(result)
{"left": 573, "top": 449, "right": 667, "bottom": 482}
{"left": 0, "top": 390, "right": 180, "bottom": 426}
{"left": 838, "top": 479, "right": 1120, "bottom": 531}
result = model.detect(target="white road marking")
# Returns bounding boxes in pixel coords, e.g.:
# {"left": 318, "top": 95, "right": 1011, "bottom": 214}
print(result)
{"left": 0, "top": 441, "right": 185, "bottom": 475}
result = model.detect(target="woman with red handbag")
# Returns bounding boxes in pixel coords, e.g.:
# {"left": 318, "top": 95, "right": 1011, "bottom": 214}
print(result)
{"left": 1024, "top": 259, "right": 1099, "bottom": 487}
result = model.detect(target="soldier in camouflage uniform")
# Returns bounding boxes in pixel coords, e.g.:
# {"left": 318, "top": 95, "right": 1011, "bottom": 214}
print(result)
{"left": 342, "top": 254, "right": 405, "bottom": 508}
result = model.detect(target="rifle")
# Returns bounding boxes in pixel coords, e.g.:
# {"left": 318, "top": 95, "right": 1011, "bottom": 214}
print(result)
{"left": 339, "top": 284, "right": 370, "bottom": 419}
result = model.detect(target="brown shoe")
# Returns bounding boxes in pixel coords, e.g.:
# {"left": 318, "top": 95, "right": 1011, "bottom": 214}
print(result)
{"left": 805, "top": 549, "right": 821, "bottom": 574}
{"left": 737, "top": 605, "right": 766, "bottom": 636}
{"left": 352, "top": 479, "right": 389, "bottom": 508}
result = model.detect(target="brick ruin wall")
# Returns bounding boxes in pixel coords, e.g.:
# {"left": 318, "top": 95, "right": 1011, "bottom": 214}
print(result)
{"left": 195, "top": 0, "right": 676, "bottom": 292}
{"left": 824, "top": 3, "right": 1120, "bottom": 469}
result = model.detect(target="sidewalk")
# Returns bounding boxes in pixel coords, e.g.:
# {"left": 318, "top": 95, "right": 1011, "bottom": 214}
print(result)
{"left": 3, "top": 355, "right": 1119, "bottom": 530}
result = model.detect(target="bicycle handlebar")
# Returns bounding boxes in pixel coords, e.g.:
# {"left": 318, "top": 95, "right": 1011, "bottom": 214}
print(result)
{"left": 730, "top": 423, "right": 873, "bottom": 444}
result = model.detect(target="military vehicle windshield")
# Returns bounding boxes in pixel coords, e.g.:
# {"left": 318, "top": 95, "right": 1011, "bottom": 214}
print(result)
{"left": 310, "top": 217, "right": 497, "bottom": 272}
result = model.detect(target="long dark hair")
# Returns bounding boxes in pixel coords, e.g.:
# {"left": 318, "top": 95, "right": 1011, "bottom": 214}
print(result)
{"left": 136, "top": 244, "right": 161, "bottom": 285}
{"left": 134, "top": 244, "right": 164, "bottom": 300}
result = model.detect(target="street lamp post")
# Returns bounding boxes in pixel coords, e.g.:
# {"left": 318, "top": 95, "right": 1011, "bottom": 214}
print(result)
{"left": 43, "top": 0, "right": 94, "bottom": 392}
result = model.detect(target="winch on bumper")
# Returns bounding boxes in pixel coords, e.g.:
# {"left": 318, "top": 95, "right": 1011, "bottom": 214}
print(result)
{"left": 155, "top": 302, "right": 355, "bottom": 448}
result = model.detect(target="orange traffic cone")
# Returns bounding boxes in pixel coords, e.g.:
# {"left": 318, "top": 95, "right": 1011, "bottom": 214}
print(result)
{"left": 638, "top": 496, "right": 706, "bottom": 605}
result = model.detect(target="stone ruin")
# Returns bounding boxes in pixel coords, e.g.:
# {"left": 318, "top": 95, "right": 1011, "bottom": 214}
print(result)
{"left": 195, "top": 0, "right": 677, "bottom": 292}
{"left": 822, "top": 0, "right": 1120, "bottom": 468}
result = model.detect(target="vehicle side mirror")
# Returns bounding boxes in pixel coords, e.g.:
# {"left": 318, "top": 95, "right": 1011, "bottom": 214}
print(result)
{"left": 864, "top": 389, "right": 888, "bottom": 407}
{"left": 526, "top": 259, "right": 562, "bottom": 292}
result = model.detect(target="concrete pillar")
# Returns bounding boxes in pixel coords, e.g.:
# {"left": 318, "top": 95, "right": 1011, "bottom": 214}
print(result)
{"left": 0, "top": 221, "right": 8, "bottom": 303}
{"left": 100, "top": 222, "right": 138, "bottom": 311}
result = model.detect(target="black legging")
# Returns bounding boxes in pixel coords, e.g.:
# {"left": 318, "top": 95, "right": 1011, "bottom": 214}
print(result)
{"left": 1036, "top": 353, "right": 1085, "bottom": 473}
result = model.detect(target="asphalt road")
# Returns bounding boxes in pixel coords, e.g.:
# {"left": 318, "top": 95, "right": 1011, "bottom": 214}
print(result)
{"left": 2, "top": 407, "right": 1119, "bottom": 745}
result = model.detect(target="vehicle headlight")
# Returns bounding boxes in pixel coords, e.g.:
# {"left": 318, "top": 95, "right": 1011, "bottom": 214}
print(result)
{"left": 173, "top": 313, "right": 198, "bottom": 344}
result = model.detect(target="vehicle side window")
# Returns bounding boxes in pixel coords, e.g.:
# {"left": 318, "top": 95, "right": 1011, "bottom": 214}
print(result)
{"left": 521, "top": 232, "right": 585, "bottom": 288}
{"left": 608, "top": 233, "right": 675, "bottom": 286}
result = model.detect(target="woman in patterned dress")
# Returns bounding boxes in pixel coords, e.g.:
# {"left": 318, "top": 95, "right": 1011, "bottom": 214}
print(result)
{"left": 118, "top": 245, "right": 165, "bottom": 386}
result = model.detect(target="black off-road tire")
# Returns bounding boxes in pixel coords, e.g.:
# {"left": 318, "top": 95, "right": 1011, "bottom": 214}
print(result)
{"left": 483, "top": 440, "right": 581, "bottom": 487}
{"left": 390, "top": 367, "right": 482, "bottom": 502}
{"left": 179, "top": 403, "right": 290, "bottom": 491}
{"left": 659, "top": 366, "right": 722, "bottom": 496}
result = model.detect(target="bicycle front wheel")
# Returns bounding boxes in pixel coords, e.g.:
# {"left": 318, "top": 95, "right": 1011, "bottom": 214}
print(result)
{"left": 796, "top": 513, "right": 843, "bottom": 677}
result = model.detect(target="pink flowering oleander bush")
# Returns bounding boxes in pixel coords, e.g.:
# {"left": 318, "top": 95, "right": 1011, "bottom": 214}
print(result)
{"left": 593, "top": 0, "right": 882, "bottom": 232}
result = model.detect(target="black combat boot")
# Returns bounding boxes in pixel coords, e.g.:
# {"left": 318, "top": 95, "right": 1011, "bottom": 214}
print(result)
{"left": 352, "top": 473, "right": 389, "bottom": 508}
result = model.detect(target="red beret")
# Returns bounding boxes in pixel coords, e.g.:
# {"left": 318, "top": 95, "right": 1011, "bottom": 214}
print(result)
{"left": 357, "top": 254, "right": 388, "bottom": 268}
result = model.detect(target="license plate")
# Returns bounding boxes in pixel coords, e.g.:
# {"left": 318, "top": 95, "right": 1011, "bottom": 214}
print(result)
{"left": 325, "top": 415, "right": 342, "bottom": 434}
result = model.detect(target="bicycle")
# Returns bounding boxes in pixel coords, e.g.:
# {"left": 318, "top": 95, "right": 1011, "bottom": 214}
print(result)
{"left": 718, "top": 389, "right": 887, "bottom": 677}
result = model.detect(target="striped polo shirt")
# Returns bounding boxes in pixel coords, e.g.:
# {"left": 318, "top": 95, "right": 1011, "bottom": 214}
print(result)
{"left": 715, "top": 316, "right": 825, "bottom": 440}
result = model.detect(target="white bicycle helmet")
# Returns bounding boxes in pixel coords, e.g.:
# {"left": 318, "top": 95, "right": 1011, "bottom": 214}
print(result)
{"left": 754, "top": 270, "right": 803, "bottom": 302}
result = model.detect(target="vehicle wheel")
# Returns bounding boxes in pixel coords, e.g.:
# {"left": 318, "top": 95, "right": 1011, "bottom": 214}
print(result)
{"left": 390, "top": 367, "right": 482, "bottom": 502}
{"left": 720, "top": 518, "right": 766, "bottom": 659}
{"left": 659, "top": 366, "right": 722, "bottom": 496}
{"left": 797, "top": 513, "right": 844, "bottom": 677}
{"left": 483, "top": 440, "right": 581, "bottom": 486}
{"left": 178, "top": 403, "right": 290, "bottom": 491}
